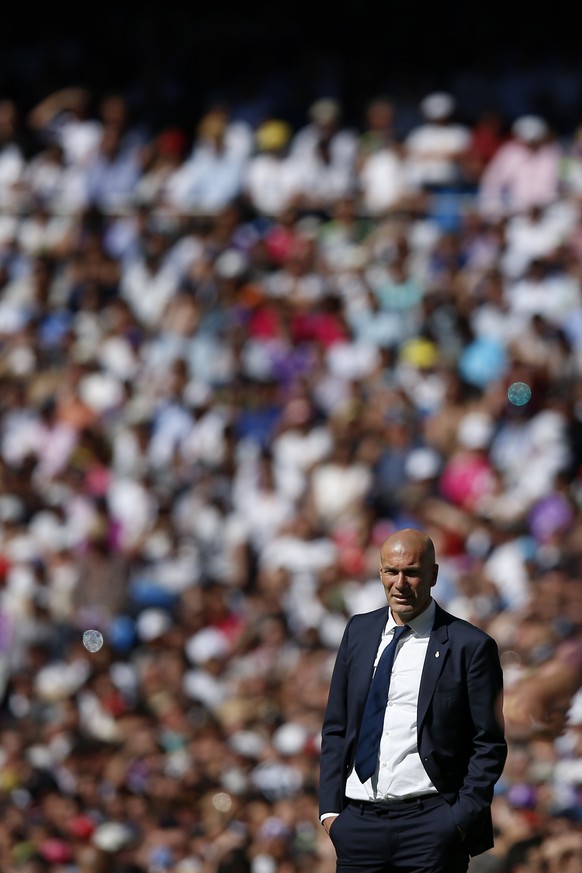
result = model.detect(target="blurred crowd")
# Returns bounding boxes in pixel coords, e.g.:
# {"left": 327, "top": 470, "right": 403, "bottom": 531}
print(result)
{"left": 2, "top": 82, "right": 582, "bottom": 873}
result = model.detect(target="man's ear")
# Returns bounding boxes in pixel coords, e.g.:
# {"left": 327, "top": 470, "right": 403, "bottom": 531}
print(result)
{"left": 431, "top": 564, "right": 439, "bottom": 587}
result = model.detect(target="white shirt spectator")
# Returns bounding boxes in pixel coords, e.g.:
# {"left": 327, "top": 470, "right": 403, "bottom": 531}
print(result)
{"left": 290, "top": 99, "right": 358, "bottom": 170}
{"left": 507, "top": 266, "right": 581, "bottom": 328}
{"left": 293, "top": 146, "right": 356, "bottom": 210}
{"left": 404, "top": 122, "right": 471, "bottom": 189}
{"left": 264, "top": 259, "right": 327, "bottom": 305}
{"left": 488, "top": 408, "right": 571, "bottom": 517}
{"left": 59, "top": 117, "right": 102, "bottom": 167}
{"left": 326, "top": 340, "right": 382, "bottom": 382}
{"left": 17, "top": 207, "right": 75, "bottom": 257}
{"left": 245, "top": 151, "right": 303, "bottom": 217}
{"left": 288, "top": 99, "right": 358, "bottom": 210}
{"left": 271, "top": 403, "right": 333, "bottom": 502}
{"left": 22, "top": 145, "right": 89, "bottom": 214}
{"left": 107, "top": 475, "right": 157, "bottom": 550}
{"left": 259, "top": 527, "right": 338, "bottom": 576}
{"left": 0, "top": 143, "right": 24, "bottom": 209}
{"left": 309, "top": 442, "right": 372, "bottom": 531}
{"left": 1, "top": 404, "right": 77, "bottom": 483}
{"left": 500, "top": 206, "right": 572, "bottom": 279}
{"left": 181, "top": 403, "right": 230, "bottom": 469}
{"left": 120, "top": 255, "right": 179, "bottom": 328}
{"left": 27, "top": 87, "right": 103, "bottom": 169}
{"left": 232, "top": 453, "right": 295, "bottom": 552}
{"left": 358, "top": 147, "right": 408, "bottom": 215}
{"left": 403, "top": 93, "right": 470, "bottom": 190}
{"left": 483, "top": 539, "right": 532, "bottom": 612}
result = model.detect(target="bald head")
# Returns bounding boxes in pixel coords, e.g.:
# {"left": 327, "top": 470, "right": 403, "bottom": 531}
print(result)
{"left": 379, "top": 528, "right": 438, "bottom": 624}
{"left": 380, "top": 528, "right": 436, "bottom": 565}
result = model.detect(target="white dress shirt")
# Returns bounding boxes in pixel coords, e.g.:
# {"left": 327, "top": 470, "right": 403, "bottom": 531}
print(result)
{"left": 344, "top": 599, "right": 438, "bottom": 802}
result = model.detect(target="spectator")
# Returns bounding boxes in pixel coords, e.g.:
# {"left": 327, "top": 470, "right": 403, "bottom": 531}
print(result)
{"left": 119, "top": 224, "right": 179, "bottom": 328}
{"left": 463, "top": 108, "right": 509, "bottom": 186}
{"left": 357, "top": 95, "right": 399, "bottom": 158}
{"left": 0, "top": 99, "right": 26, "bottom": 211}
{"left": 165, "top": 109, "right": 249, "bottom": 214}
{"left": 289, "top": 98, "right": 359, "bottom": 211}
{"left": 478, "top": 115, "right": 562, "bottom": 219}
{"left": 27, "top": 86, "right": 102, "bottom": 169}
{"left": 83, "top": 121, "right": 144, "bottom": 213}
{"left": 133, "top": 126, "right": 188, "bottom": 209}
{"left": 403, "top": 91, "right": 472, "bottom": 193}
{"left": 355, "top": 101, "right": 414, "bottom": 216}
{"left": 306, "top": 434, "right": 373, "bottom": 533}
{"left": 21, "top": 141, "right": 87, "bottom": 215}
{"left": 244, "top": 119, "right": 301, "bottom": 218}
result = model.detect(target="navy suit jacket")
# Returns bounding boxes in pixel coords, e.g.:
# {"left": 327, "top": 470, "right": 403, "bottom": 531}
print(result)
{"left": 319, "top": 600, "right": 507, "bottom": 857}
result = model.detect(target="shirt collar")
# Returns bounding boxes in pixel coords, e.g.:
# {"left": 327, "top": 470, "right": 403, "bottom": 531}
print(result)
{"left": 385, "top": 598, "right": 436, "bottom": 638}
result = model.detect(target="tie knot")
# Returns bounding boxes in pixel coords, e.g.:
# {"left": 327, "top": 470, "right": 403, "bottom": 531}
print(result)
{"left": 392, "top": 624, "right": 410, "bottom": 643}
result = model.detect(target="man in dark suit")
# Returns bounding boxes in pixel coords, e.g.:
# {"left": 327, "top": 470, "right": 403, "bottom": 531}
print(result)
{"left": 319, "top": 528, "right": 507, "bottom": 873}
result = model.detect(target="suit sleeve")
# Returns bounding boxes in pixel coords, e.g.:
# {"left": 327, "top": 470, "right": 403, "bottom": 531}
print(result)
{"left": 450, "top": 634, "right": 507, "bottom": 832}
{"left": 319, "top": 618, "right": 352, "bottom": 817}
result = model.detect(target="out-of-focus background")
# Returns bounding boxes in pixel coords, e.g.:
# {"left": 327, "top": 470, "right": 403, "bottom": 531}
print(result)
{"left": 2, "top": 5, "right": 582, "bottom": 872}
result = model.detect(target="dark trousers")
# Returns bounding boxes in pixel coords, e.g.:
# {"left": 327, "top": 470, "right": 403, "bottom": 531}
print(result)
{"left": 328, "top": 795, "right": 470, "bottom": 873}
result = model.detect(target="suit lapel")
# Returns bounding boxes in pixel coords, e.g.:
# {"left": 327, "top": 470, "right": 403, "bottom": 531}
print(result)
{"left": 417, "top": 606, "right": 450, "bottom": 727}
{"left": 357, "top": 607, "right": 390, "bottom": 704}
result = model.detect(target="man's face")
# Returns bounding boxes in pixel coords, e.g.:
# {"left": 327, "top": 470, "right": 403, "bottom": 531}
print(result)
{"left": 380, "top": 535, "right": 438, "bottom": 624}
